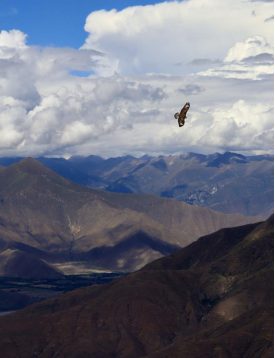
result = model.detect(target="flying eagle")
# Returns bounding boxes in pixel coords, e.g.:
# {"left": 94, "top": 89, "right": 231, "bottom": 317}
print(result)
{"left": 174, "top": 102, "right": 190, "bottom": 127}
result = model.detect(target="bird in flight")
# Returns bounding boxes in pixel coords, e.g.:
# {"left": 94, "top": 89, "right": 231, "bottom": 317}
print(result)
{"left": 174, "top": 102, "right": 190, "bottom": 127}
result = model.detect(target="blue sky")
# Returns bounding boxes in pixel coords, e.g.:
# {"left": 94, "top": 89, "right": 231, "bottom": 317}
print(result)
{"left": 0, "top": 0, "right": 164, "bottom": 48}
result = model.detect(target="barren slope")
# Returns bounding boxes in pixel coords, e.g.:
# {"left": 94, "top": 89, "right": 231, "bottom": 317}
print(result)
{"left": 0, "top": 216, "right": 272, "bottom": 357}
{"left": 0, "top": 158, "right": 263, "bottom": 271}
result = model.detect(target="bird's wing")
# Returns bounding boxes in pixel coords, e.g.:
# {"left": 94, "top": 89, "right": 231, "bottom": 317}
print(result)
{"left": 180, "top": 103, "right": 190, "bottom": 116}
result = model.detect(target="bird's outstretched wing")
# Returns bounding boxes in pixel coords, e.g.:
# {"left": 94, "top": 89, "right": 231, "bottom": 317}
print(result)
{"left": 180, "top": 102, "right": 190, "bottom": 117}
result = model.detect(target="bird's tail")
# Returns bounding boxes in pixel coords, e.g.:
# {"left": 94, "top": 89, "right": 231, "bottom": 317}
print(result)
{"left": 174, "top": 112, "right": 180, "bottom": 119}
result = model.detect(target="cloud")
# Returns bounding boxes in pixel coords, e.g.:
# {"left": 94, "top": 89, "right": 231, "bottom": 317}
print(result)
{"left": 178, "top": 84, "right": 204, "bottom": 95}
{"left": 188, "top": 59, "right": 222, "bottom": 66}
{"left": 0, "top": 0, "right": 273, "bottom": 160}
{"left": 82, "top": 0, "right": 273, "bottom": 75}
{"left": 197, "top": 100, "right": 274, "bottom": 151}
{"left": 199, "top": 35, "right": 274, "bottom": 80}
{"left": 24, "top": 73, "right": 166, "bottom": 155}
{"left": 242, "top": 53, "right": 274, "bottom": 64}
{"left": 264, "top": 15, "right": 274, "bottom": 22}
{"left": 0, "top": 32, "right": 167, "bottom": 156}
{"left": 224, "top": 36, "right": 273, "bottom": 63}
{"left": 0, "top": 30, "right": 27, "bottom": 61}
{"left": 250, "top": 0, "right": 273, "bottom": 2}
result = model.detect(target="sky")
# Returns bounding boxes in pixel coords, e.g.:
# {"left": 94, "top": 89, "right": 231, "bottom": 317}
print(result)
{"left": 0, "top": 0, "right": 164, "bottom": 48}
{"left": 0, "top": 0, "right": 274, "bottom": 158}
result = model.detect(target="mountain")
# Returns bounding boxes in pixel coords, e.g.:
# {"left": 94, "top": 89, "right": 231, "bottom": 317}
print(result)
{"left": 0, "top": 158, "right": 262, "bottom": 272}
{"left": 0, "top": 249, "right": 64, "bottom": 279}
{"left": 0, "top": 152, "right": 274, "bottom": 218}
{"left": 105, "top": 152, "right": 274, "bottom": 218}
{"left": 0, "top": 216, "right": 272, "bottom": 357}
{"left": 0, "top": 156, "right": 106, "bottom": 188}
{"left": 37, "top": 157, "right": 106, "bottom": 188}
{"left": 0, "top": 152, "right": 273, "bottom": 217}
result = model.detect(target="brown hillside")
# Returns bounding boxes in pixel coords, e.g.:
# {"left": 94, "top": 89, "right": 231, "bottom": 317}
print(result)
{"left": 0, "top": 216, "right": 272, "bottom": 357}
{"left": 0, "top": 158, "right": 263, "bottom": 271}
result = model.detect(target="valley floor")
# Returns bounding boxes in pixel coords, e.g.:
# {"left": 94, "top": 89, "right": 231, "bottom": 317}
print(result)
{"left": 0, "top": 272, "right": 127, "bottom": 313}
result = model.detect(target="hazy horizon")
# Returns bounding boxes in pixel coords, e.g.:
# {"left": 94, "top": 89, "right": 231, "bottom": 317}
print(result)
{"left": 0, "top": 149, "right": 274, "bottom": 161}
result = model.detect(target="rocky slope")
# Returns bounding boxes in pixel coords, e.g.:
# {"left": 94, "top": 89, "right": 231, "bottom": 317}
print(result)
{"left": 0, "top": 158, "right": 262, "bottom": 272}
{"left": 0, "top": 216, "right": 272, "bottom": 357}
{"left": 105, "top": 152, "right": 274, "bottom": 218}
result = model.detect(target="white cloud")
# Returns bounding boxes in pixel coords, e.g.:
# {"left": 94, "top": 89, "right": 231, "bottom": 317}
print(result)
{"left": 199, "top": 35, "right": 274, "bottom": 80}
{"left": 82, "top": 0, "right": 273, "bottom": 75}
{"left": 224, "top": 35, "right": 273, "bottom": 63}
{"left": 0, "top": 29, "right": 26, "bottom": 49}
{"left": 198, "top": 100, "right": 274, "bottom": 150}
{"left": 0, "top": 0, "right": 273, "bottom": 158}
{"left": 0, "top": 33, "right": 167, "bottom": 156}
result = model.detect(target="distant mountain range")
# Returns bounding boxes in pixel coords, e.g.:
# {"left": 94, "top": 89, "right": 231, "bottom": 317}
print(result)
{"left": 0, "top": 215, "right": 272, "bottom": 357}
{"left": 0, "top": 151, "right": 273, "bottom": 218}
{"left": 0, "top": 158, "right": 262, "bottom": 274}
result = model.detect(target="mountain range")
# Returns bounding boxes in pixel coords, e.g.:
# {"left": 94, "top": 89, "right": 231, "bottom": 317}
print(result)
{"left": 0, "top": 158, "right": 262, "bottom": 274}
{"left": 0, "top": 151, "right": 272, "bottom": 218}
{"left": 0, "top": 215, "right": 272, "bottom": 357}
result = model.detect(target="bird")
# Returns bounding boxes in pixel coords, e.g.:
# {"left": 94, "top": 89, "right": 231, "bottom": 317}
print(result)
{"left": 174, "top": 102, "right": 190, "bottom": 127}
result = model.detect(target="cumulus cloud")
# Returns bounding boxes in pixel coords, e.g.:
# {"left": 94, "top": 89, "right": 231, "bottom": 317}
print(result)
{"left": 0, "top": 0, "right": 273, "bottom": 158}
{"left": 82, "top": 0, "right": 273, "bottom": 75}
{"left": 199, "top": 35, "right": 274, "bottom": 80}
{"left": 0, "top": 29, "right": 26, "bottom": 49}
{"left": 198, "top": 100, "right": 274, "bottom": 151}
{"left": 224, "top": 35, "right": 273, "bottom": 63}
{"left": 0, "top": 30, "right": 167, "bottom": 156}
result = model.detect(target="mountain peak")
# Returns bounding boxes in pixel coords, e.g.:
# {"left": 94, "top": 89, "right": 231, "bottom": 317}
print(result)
{"left": 1, "top": 157, "right": 77, "bottom": 195}
{"left": 205, "top": 151, "right": 248, "bottom": 167}
{"left": 9, "top": 157, "right": 51, "bottom": 176}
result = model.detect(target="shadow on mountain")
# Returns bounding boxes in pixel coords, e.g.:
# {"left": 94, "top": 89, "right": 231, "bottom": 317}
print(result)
{"left": 0, "top": 249, "right": 64, "bottom": 279}
{"left": 77, "top": 231, "right": 181, "bottom": 271}
{"left": 0, "top": 216, "right": 272, "bottom": 357}
{"left": 0, "top": 289, "right": 38, "bottom": 313}
{"left": 0, "top": 157, "right": 262, "bottom": 274}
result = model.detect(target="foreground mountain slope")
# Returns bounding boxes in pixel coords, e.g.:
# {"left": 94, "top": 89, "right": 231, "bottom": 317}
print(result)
{"left": 0, "top": 158, "right": 261, "bottom": 271}
{"left": 0, "top": 216, "right": 272, "bottom": 357}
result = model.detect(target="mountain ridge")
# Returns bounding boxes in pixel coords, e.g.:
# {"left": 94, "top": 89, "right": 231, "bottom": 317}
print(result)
{"left": 0, "top": 215, "right": 272, "bottom": 357}
{"left": 0, "top": 151, "right": 272, "bottom": 217}
{"left": 0, "top": 157, "right": 263, "bottom": 272}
